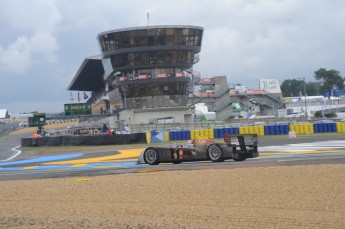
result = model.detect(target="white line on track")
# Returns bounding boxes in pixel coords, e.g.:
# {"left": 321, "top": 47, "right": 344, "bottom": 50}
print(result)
{"left": 0, "top": 145, "right": 22, "bottom": 162}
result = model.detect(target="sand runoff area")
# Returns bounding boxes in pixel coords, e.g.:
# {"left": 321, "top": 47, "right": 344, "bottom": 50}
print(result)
{"left": 0, "top": 164, "right": 344, "bottom": 228}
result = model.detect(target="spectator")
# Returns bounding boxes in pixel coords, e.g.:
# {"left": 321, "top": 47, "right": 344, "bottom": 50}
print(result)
{"left": 33, "top": 132, "right": 39, "bottom": 146}
{"left": 102, "top": 123, "right": 108, "bottom": 133}
{"left": 106, "top": 129, "right": 111, "bottom": 135}
{"left": 124, "top": 125, "right": 131, "bottom": 134}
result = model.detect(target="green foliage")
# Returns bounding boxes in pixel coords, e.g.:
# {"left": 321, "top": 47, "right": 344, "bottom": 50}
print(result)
{"left": 325, "top": 112, "right": 337, "bottom": 118}
{"left": 314, "top": 68, "right": 344, "bottom": 95}
{"left": 314, "top": 111, "right": 323, "bottom": 118}
{"left": 280, "top": 79, "right": 304, "bottom": 97}
{"left": 306, "top": 82, "right": 320, "bottom": 96}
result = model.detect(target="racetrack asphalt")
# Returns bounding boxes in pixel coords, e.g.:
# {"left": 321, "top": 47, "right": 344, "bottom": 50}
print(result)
{"left": 1, "top": 132, "right": 345, "bottom": 180}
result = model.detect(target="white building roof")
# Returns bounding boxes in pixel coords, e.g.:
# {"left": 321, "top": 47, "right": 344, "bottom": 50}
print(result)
{"left": 0, "top": 109, "right": 10, "bottom": 119}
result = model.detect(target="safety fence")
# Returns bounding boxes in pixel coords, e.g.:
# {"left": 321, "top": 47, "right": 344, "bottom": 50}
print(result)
{"left": 146, "top": 122, "right": 343, "bottom": 143}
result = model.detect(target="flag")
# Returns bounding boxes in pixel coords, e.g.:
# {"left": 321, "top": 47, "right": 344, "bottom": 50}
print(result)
{"left": 78, "top": 92, "right": 80, "bottom": 102}
{"left": 83, "top": 91, "right": 89, "bottom": 100}
{"left": 70, "top": 92, "right": 74, "bottom": 100}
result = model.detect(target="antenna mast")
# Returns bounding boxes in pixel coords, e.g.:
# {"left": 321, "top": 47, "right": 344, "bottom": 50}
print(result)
{"left": 147, "top": 12, "right": 150, "bottom": 26}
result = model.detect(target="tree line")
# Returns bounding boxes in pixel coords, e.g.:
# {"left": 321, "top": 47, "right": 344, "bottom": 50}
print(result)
{"left": 280, "top": 68, "right": 344, "bottom": 97}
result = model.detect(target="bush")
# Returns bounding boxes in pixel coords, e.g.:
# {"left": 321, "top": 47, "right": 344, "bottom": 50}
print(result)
{"left": 325, "top": 112, "right": 337, "bottom": 118}
{"left": 314, "top": 111, "right": 323, "bottom": 118}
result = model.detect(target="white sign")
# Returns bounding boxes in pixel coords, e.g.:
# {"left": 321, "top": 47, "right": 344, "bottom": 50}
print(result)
{"left": 259, "top": 79, "right": 281, "bottom": 93}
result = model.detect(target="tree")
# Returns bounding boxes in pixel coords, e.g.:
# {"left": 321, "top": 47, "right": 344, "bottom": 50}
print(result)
{"left": 280, "top": 79, "right": 304, "bottom": 97}
{"left": 314, "top": 111, "right": 323, "bottom": 118}
{"left": 306, "top": 82, "right": 320, "bottom": 96}
{"left": 325, "top": 112, "right": 337, "bottom": 118}
{"left": 314, "top": 68, "right": 344, "bottom": 96}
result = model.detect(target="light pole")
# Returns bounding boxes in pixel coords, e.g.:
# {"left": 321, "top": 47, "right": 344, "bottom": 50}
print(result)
{"left": 302, "top": 77, "right": 307, "bottom": 118}
{"left": 297, "top": 77, "right": 307, "bottom": 118}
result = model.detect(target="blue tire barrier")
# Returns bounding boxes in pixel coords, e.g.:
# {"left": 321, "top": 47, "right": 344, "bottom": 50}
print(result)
{"left": 169, "top": 131, "right": 190, "bottom": 141}
{"left": 181, "top": 131, "right": 186, "bottom": 140}
{"left": 313, "top": 123, "right": 336, "bottom": 133}
{"left": 214, "top": 128, "right": 239, "bottom": 138}
{"left": 219, "top": 128, "right": 224, "bottom": 138}
{"left": 214, "top": 129, "right": 219, "bottom": 138}
{"left": 265, "top": 125, "right": 289, "bottom": 135}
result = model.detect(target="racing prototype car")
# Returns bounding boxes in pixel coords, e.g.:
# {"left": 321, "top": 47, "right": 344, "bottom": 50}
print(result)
{"left": 137, "top": 133, "right": 259, "bottom": 165}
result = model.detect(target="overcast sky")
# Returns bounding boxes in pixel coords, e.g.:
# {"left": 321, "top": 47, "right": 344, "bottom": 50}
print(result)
{"left": 1, "top": 0, "right": 344, "bottom": 114}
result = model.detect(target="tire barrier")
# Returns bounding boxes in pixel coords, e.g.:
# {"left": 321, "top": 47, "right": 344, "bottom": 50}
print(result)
{"left": 190, "top": 129, "right": 214, "bottom": 140}
{"left": 289, "top": 124, "right": 314, "bottom": 135}
{"left": 169, "top": 130, "right": 191, "bottom": 141}
{"left": 214, "top": 128, "right": 239, "bottom": 138}
{"left": 264, "top": 125, "right": 289, "bottom": 135}
{"left": 313, "top": 123, "right": 336, "bottom": 133}
{"left": 239, "top": 126, "right": 264, "bottom": 136}
{"left": 336, "top": 122, "right": 345, "bottom": 132}
{"left": 22, "top": 122, "right": 345, "bottom": 147}
{"left": 21, "top": 133, "right": 147, "bottom": 147}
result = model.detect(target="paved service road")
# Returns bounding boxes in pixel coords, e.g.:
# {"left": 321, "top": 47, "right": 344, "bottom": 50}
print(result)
{"left": 0, "top": 133, "right": 30, "bottom": 162}
{"left": 1, "top": 134, "right": 345, "bottom": 181}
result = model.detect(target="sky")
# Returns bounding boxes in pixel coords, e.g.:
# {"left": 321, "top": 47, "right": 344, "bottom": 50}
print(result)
{"left": 1, "top": 0, "right": 345, "bottom": 114}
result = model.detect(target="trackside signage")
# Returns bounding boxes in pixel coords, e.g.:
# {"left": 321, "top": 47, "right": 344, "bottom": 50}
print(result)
{"left": 64, "top": 103, "right": 92, "bottom": 116}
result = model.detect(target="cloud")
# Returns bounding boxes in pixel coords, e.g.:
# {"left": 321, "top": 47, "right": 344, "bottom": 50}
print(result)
{"left": 0, "top": 0, "right": 61, "bottom": 74}
{"left": 0, "top": 33, "right": 59, "bottom": 73}
{"left": 1, "top": 0, "right": 345, "bottom": 113}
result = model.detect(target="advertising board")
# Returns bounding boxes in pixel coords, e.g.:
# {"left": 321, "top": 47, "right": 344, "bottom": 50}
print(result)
{"left": 64, "top": 103, "right": 92, "bottom": 116}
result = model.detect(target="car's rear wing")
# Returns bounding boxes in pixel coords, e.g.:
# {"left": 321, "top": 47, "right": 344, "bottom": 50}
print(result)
{"left": 223, "top": 133, "right": 258, "bottom": 146}
{"left": 223, "top": 133, "right": 258, "bottom": 155}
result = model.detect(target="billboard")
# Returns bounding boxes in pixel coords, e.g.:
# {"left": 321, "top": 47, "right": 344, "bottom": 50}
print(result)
{"left": 175, "top": 72, "right": 184, "bottom": 78}
{"left": 259, "top": 79, "right": 281, "bottom": 93}
{"left": 64, "top": 103, "right": 92, "bottom": 116}
{"left": 199, "top": 77, "right": 215, "bottom": 84}
{"left": 157, "top": 73, "right": 168, "bottom": 78}
{"left": 229, "top": 89, "right": 265, "bottom": 95}
{"left": 28, "top": 113, "right": 46, "bottom": 127}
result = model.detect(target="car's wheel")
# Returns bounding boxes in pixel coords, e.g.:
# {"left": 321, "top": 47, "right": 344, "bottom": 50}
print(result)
{"left": 233, "top": 154, "right": 246, "bottom": 161}
{"left": 207, "top": 144, "right": 224, "bottom": 162}
{"left": 172, "top": 161, "right": 182, "bottom": 164}
{"left": 144, "top": 148, "right": 159, "bottom": 165}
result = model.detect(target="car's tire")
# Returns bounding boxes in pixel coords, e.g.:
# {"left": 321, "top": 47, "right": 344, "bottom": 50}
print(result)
{"left": 172, "top": 161, "right": 182, "bottom": 164}
{"left": 144, "top": 148, "right": 160, "bottom": 165}
{"left": 207, "top": 144, "right": 224, "bottom": 162}
{"left": 233, "top": 154, "right": 246, "bottom": 161}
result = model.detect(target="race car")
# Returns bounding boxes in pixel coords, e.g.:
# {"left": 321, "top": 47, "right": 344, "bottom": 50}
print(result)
{"left": 137, "top": 133, "right": 259, "bottom": 165}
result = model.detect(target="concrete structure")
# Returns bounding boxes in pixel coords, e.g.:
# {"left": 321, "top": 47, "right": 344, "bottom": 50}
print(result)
{"left": 68, "top": 25, "right": 203, "bottom": 126}
{"left": 193, "top": 76, "right": 232, "bottom": 120}
{"left": 229, "top": 88, "right": 285, "bottom": 118}
{"left": 284, "top": 96, "right": 345, "bottom": 117}
{"left": 0, "top": 109, "right": 10, "bottom": 119}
